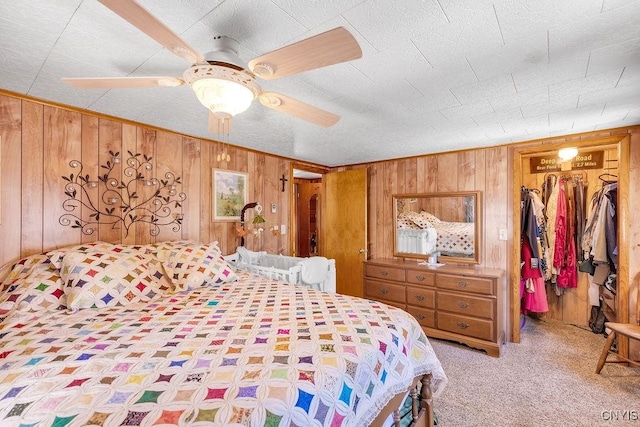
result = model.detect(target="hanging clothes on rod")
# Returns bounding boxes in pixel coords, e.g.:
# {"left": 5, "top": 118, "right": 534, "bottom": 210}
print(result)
{"left": 581, "top": 175, "right": 618, "bottom": 332}
{"left": 541, "top": 173, "right": 588, "bottom": 294}
{"left": 520, "top": 187, "right": 549, "bottom": 315}
{"left": 582, "top": 177, "right": 618, "bottom": 272}
{"left": 573, "top": 176, "right": 588, "bottom": 263}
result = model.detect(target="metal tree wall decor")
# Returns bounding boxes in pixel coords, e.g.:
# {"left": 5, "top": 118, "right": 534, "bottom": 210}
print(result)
{"left": 60, "top": 150, "right": 186, "bottom": 237}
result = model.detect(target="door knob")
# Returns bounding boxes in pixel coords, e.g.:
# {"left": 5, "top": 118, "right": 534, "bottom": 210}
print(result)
{"left": 358, "top": 249, "right": 368, "bottom": 254}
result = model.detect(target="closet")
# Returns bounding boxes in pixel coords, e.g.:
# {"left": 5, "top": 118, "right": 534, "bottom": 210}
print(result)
{"left": 517, "top": 142, "right": 621, "bottom": 327}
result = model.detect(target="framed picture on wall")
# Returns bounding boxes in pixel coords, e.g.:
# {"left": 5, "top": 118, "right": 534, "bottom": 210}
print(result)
{"left": 213, "top": 169, "right": 247, "bottom": 221}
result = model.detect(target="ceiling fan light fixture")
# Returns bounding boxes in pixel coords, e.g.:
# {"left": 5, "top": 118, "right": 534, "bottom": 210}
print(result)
{"left": 191, "top": 78, "right": 254, "bottom": 115}
{"left": 184, "top": 64, "right": 260, "bottom": 116}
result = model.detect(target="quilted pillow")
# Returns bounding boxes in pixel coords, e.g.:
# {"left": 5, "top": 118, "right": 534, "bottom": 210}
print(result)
{"left": 420, "top": 211, "right": 442, "bottom": 224}
{"left": 60, "top": 251, "right": 167, "bottom": 312}
{"left": 402, "top": 211, "right": 433, "bottom": 229}
{"left": 157, "top": 241, "right": 237, "bottom": 290}
{"left": 146, "top": 240, "right": 207, "bottom": 257}
{"left": 0, "top": 254, "right": 66, "bottom": 315}
{"left": 397, "top": 212, "right": 421, "bottom": 229}
{"left": 47, "top": 241, "right": 147, "bottom": 271}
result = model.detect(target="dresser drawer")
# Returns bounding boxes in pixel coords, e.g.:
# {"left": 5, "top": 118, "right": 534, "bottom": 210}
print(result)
{"left": 365, "top": 264, "right": 406, "bottom": 282}
{"left": 364, "top": 280, "right": 406, "bottom": 304}
{"left": 406, "top": 269, "right": 435, "bottom": 286}
{"left": 406, "top": 307, "right": 435, "bottom": 328}
{"left": 406, "top": 287, "right": 435, "bottom": 309}
{"left": 437, "top": 312, "right": 494, "bottom": 341}
{"left": 437, "top": 292, "right": 494, "bottom": 320}
{"left": 437, "top": 274, "right": 494, "bottom": 295}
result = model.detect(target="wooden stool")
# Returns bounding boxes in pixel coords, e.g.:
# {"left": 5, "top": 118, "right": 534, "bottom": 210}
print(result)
{"left": 595, "top": 322, "right": 640, "bottom": 374}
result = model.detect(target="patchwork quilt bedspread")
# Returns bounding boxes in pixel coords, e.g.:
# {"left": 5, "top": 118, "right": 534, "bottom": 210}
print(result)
{"left": 435, "top": 221, "right": 475, "bottom": 256}
{"left": 0, "top": 272, "right": 446, "bottom": 426}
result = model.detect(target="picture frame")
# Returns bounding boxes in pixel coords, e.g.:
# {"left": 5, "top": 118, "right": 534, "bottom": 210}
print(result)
{"left": 213, "top": 169, "right": 247, "bottom": 221}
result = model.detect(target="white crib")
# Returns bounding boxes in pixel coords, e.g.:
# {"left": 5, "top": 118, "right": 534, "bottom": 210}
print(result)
{"left": 396, "top": 228, "right": 437, "bottom": 254}
{"left": 224, "top": 248, "right": 336, "bottom": 292}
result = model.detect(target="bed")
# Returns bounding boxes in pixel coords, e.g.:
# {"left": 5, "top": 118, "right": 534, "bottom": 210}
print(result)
{"left": 397, "top": 211, "right": 475, "bottom": 258}
{"left": 0, "top": 240, "right": 446, "bottom": 426}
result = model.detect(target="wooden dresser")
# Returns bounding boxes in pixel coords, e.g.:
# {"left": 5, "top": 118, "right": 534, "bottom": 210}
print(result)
{"left": 364, "top": 258, "right": 506, "bottom": 357}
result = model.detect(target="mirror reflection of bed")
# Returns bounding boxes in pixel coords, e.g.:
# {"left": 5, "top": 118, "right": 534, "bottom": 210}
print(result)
{"left": 394, "top": 192, "right": 481, "bottom": 264}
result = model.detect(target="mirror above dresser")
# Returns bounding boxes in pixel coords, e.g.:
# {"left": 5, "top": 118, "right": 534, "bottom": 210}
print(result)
{"left": 393, "top": 191, "right": 482, "bottom": 265}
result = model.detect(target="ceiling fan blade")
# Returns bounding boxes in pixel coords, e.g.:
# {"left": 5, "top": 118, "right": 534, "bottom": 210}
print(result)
{"left": 248, "top": 27, "right": 362, "bottom": 80}
{"left": 98, "top": 0, "right": 204, "bottom": 63}
{"left": 208, "top": 111, "right": 233, "bottom": 134}
{"left": 62, "top": 76, "right": 184, "bottom": 89}
{"left": 259, "top": 92, "right": 340, "bottom": 127}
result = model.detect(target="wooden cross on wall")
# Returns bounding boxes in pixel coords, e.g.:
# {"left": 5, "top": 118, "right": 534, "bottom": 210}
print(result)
{"left": 280, "top": 174, "right": 288, "bottom": 192}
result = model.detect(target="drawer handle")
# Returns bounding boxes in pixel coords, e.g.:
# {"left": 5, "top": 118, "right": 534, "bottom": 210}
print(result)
{"left": 416, "top": 314, "right": 426, "bottom": 320}
{"left": 456, "top": 322, "right": 469, "bottom": 329}
{"left": 456, "top": 281, "right": 468, "bottom": 288}
{"left": 458, "top": 302, "right": 469, "bottom": 309}
{"left": 415, "top": 295, "right": 426, "bottom": 301}
{"left": 415, "top": 275, "right": 426, "bottom": 281}
{"left": 380, "top": 288, "right": 389, "bottom": 295}
{"left": 380, "top": 271, "right": 389, "bottom": 277}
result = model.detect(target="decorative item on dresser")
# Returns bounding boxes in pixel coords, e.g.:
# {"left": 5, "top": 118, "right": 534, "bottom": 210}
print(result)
{"left": 364, "top": 258, "right": 506, "bottom": 357}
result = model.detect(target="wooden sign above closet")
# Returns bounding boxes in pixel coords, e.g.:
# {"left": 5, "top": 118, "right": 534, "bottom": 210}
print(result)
{"left": 529, "top": 151, "right": 604, "bottom": 173}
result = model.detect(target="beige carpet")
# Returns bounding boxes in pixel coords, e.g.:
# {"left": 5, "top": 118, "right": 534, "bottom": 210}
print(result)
{"left": 430, "top": 318, "right": 640, "bottom": 426}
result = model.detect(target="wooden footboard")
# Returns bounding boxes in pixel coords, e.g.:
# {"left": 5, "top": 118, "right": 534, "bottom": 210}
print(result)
{"left": 370, "top": 373, "right": 434, "bottom": 427}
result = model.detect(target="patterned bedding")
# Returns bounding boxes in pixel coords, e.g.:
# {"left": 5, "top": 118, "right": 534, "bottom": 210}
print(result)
{"left": 0, "top": 242, "right": 447, "bottom": 427}
{"left": 433, "top": 221, "right": 475, "bottom": 257}
{"left": 397, "top": 211, "right": 475, "bottom": 257}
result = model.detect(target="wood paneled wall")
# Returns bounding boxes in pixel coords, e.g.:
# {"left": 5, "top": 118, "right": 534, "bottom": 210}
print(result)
{"left": 1, "top": 91, "right": 639, "bottom": 345}
{"left": 0, "top": 92, "right": 317, "bottom": 266}
{"left": 338, "top": 127, "right": 640, "bottom": 340}
{"left": 338, "top": 147, "right": 509, "bottom": 270}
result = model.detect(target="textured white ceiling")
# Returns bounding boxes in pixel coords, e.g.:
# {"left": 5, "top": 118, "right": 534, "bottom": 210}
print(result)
{"left": 1, "top": 0, "right": 639, "bottom": 166}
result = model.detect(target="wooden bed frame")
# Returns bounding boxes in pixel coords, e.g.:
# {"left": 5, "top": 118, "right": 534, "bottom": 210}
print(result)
{"left": 371, "top": 373, "right": 435, "bottom": 427}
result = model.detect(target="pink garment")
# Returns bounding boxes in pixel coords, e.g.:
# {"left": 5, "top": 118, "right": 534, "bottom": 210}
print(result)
{"left": 556, "top": 223, "right": 577, "bottom": 288}
{"left": 553, "top": 183, "right": 567, "bottom": 270}
{"left": 521, "top": 277, "right": 549, "bottom": 313}
{"left": 555, "top": 181, "right": 578, "bottom": 289}
{"left": 520, "top": 236, "right": 548, "bottom": 313}
{"left": 521, "top": 238, "right": 542, "bottom": 279}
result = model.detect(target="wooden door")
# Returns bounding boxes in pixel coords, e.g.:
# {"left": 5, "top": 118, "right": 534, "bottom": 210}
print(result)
{"left": 323, "top": 168, "right": 367, "bottom": 297}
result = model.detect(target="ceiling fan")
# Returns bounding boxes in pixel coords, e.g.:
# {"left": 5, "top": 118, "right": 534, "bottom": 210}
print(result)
{"left": 62, "top": 0, "right": 363, "bottom": 132}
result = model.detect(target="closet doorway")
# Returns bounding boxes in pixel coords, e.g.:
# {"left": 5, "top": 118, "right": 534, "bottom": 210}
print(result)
{"left": 512, "top": 135, "right": 630, "bottom": 346}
